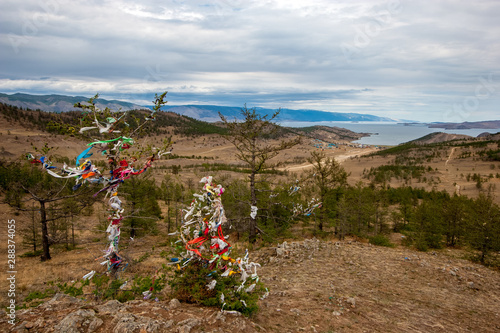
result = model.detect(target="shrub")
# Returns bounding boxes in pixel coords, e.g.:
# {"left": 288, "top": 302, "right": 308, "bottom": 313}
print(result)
{"left": 369, "top": 234, "right": 395, "bottom": 248}
{"left": 169, "top": 260, "right": 265, "bottom": 317}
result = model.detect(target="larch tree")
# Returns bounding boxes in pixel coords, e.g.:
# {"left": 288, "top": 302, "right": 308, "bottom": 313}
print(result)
{"left": 219, "top": 106, "right": 301, "bottom": 243}
{"left": 306, "top": 150, "right": 349, "bottom": 231}
{"left": 1, "top": 160, "right": 96, "bottom": 261}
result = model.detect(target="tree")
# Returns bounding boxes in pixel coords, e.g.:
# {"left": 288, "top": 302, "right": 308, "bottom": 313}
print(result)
{"left": 161, "top": 175, "right": 187, "bottom": 233}
{"left": 410, "top": 199, "right": 445, "bottom": 251}
{"left": 442, "top": 194, "right": 469, "bottom": 247}
{"left": 306, "top": 151, "right": 349, "bottom": 231}
{"left": 1, "top": 161, "right": 96, "bottom": 261}
{"left": 120, "top": 176, "right": 162, "bottom": 238}
{"left": 465, "top": 193, "right": 500, "bottom": 263}
{"left": 219, "top": 106, "right": 301, "bottom": 242}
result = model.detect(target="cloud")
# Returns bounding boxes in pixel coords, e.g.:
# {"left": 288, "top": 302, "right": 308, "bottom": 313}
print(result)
{"left": 0, "top": 0, "right": 499, "bottom": 122}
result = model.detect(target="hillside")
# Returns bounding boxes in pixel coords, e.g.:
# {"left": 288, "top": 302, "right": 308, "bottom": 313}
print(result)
{"left": 0, "top": 237, "right": 499, "bottom": 332}
{"left": 0, "top": 102, "right": 366, "bottom": 150}
{"left": 0, "top": 92, "right": 396, "bottom": 122}
{"left": 0, "top": 93, "right": 146, "bottom": 113}
{"left": 164, "top": 104, "right": 396, "bottom": 123}
{"left": 429, "top": 120, "right": 500, "bottom": 130}
{"left": 409, "top": 132, "right": 473, "bottom": 144}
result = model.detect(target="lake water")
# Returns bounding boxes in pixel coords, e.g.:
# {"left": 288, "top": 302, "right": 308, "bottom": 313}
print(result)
{"left": 280, "top": 121, "right": 500, "bottom": 146}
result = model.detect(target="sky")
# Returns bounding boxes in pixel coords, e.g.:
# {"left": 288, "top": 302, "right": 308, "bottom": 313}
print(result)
{"left": 1, "top": 0, "right": 499, "bottom": 122}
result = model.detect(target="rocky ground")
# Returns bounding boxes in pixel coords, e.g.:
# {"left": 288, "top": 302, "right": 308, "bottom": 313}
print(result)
{"left": 2, "top": 238, "right": 499, "bottom": 333}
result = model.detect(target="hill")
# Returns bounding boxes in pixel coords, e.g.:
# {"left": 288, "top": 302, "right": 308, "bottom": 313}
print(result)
{"left": 409, "top": 132, "right": 473, "bottom": 144}
{"left": 0, "top": 93, "right": 146, "bottom": 113}
{"left": 0, "top": 92, "right": 396, "bottom": 122}
{"left": 429, "top": 120, "right": 500, "bottom": 130}
{"left": 0, "top": 102, "right": 366, "bottom": 145}
{"left": 164, "top": 104, "right": 396, "bottom": 123}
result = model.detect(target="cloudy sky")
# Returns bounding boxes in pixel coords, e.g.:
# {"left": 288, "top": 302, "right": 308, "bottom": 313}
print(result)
{"left": 1, "top": 0, "right": 499, "bottom": 122}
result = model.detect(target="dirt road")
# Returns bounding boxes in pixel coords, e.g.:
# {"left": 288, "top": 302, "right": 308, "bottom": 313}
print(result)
{"left": 284, "top": 148, "right": 377, "bottom": 172}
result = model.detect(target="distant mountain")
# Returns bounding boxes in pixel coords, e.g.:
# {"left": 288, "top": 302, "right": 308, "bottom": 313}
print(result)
{"left": 428, "top": 120, "right": 500, "bottom": 130}
{"left": 163, "top": 105, "right": 396, "bottom": 123}
{"left": 0, "top": 92, "right": 395, "bottom": 122}
{"left": 0, "top": 93, "right": 146, "bottom": 113}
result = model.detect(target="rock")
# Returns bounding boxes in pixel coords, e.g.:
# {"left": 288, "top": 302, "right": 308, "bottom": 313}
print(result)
{"left": 169, "top": 298, "right": 181, "bottom": 309}
{"left": 467, "top": 282, "right": 475, "bottom": 289}
{"left": 88, "top": 317, "right": 104, "bottom": 332}
{"left": 346, "top": 297, "right": 356, "bottom": 308}
{"left": 54, "top": 309, "right": 103, "bottom": 333}
{"left": 113, "top": 313, "right": 141, "bottom": 333}
{"left": 332, "top": 311, "right": 342, "bottom": 316}
{"left": 112, "top": 312, "right": 171, "bottom": 333}
{"left": 48, "top": 293, "right": 82, "bottom": 305}
{"left": 290, "top": 308, "right": 301, "bottom": 316}
{"left": 11, "top": 322, "right": 27, "bottom": 333}
{"left": 450, "top": 270, "right": 457, "bottom": 276}
{"left": 96, "top": 299, "right": 124, "bottom": 314}
{"left": 177, "top": 318, "right": 201, "bottom": 333}
{"left": 24, "top": 321, "right": 34, "bottom": 329}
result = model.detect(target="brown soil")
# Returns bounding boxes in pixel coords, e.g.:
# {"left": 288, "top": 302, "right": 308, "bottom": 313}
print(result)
{"left": 1, "top": 237, "right": 499, "bottom": 332}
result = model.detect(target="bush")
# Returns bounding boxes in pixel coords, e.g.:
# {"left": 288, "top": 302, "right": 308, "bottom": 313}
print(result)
{"left": 169, "top": 260, "right": 265, "bottom": 317}
{"left": 369, "top": 234, "right": 395, "bottom": 248}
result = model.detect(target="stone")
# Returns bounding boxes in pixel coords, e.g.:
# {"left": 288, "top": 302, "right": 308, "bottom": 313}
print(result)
{"left": 169, "top": 298, "right": 181, "bottom": 309}
{"left": 54, "top": 309, "right": 103, "bottom": 333}
{"left": 113, "top": 313, "right": 141, "bottom": 333}
{"left": 177, "top": 318, "right": 201, "bottom": 333}
{"left": 24, "top": 322, "right": 34, "bottom": 329}
{"left": 96, "top": 299, "right": 124, "bottom": 314}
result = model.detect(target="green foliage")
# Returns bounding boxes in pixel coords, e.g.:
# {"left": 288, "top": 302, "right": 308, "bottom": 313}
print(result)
{"left": 219, "top": 105, "right": 301, "bottom": 242}
{"left": 89, "top": 271, "right": 167, "bottom": 303}
{"left": 91, "top": 275, "right": 130, "bottom": 302}
{"left": 56, "top": 279, "right": 90, "bottom": 297}
{"left": 169, "top": 261, "right": 264, "bottom": 316}
{"left": 120, "top": 176, "right": 162, "bottom": 238}
{"left": 24, "top": 289, "right": 56, "bottom": 303}
{"left": 369, "top": 234, "right": 395, "bottom": 247}
{"left": 364, "top": 164, "right": 426, "bottom": 184}
{"left": 306, "top": 151, "right": 349, "bottom": 231}
{"left": 464, "top": 194, "right": 500, "bottom": 264}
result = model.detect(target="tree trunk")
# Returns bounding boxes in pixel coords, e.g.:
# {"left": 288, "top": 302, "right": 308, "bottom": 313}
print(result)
{"left": 65, "top": 217, "right": 69, "bottom": 250}
{"left": 175, "top": 202, "right": 178, "bottom": 229}
{"left": 32, "top": 203, "right": 37, "bottom": 252}
{"left": 130, "top": 202, "right": 136, "bottom": 238}
{"left": 72, "top": 219, "right": 75, "bottom": 249}
{"left": 318, "top": 190, "right": 325, "bottom": 231}
{"left": 249, "top": 171, "right": 257, "bottom": 243}
{"left": 40, "top": 201, "right": 51, "bottom": 261}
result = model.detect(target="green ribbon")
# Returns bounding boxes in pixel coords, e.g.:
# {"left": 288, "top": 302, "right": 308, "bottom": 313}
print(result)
{"left": 87, "top": 136, "right": 134, "bottom": 147}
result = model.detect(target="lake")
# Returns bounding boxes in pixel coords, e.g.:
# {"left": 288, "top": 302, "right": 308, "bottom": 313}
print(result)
{"left": 279, "top": 121, "right": 500, "bottom": 146}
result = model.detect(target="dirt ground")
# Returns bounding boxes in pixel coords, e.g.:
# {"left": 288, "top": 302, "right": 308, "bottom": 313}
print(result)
{"left": 1, "top": 236, "right": 499, "bottom": 332}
